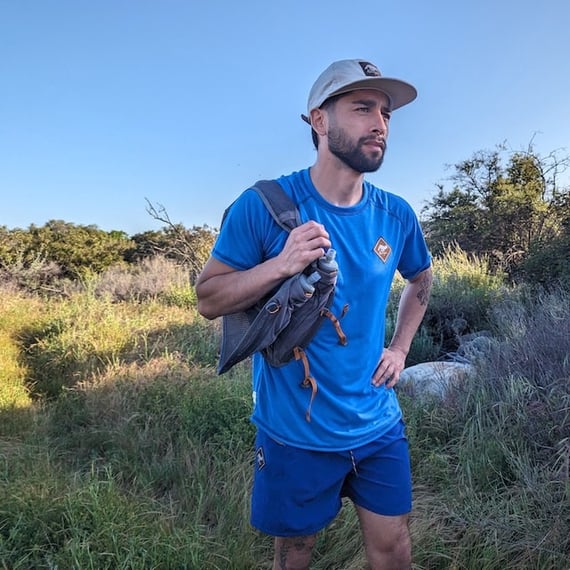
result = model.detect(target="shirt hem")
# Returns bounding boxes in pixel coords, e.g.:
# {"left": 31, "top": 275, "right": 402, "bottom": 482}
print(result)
{"left": 251, "top": 412, "right": 403, "bottom": 452}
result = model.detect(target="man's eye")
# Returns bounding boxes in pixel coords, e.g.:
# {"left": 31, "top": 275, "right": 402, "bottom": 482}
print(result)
{"left": 356, "top": 107, "right": 370, "bottom": 112}
{"left": 382, "top": 113, "right": 392, "bottom": 121}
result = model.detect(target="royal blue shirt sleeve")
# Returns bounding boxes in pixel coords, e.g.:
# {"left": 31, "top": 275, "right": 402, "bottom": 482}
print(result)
{"left": 212, "top": 188, "right": 284, "bottom": 270}
{"left": 396, "top": 202, "right": 432, "bottom": 280}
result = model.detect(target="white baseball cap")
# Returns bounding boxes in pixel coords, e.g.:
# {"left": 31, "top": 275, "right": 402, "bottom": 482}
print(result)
{"left": 302, "top": 59, "right": 417, "bottom": 124}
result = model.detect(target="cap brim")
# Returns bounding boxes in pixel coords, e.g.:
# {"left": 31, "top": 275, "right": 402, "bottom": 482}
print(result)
{"left": 302, "top": 77, "right": 417, "bottom": 125}
{"left": 325, "top": 77, "right": 417, "bottom": 111}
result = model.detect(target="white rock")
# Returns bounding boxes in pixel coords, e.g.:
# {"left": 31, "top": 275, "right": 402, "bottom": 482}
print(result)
{"left": 398, "top": 361, "right": 474, "bottom": 398}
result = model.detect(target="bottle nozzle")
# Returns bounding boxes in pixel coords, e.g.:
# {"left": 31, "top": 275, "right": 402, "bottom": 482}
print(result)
{"left": 318, "top": 248, "right": 338, "bottom": 274}
{"left": 298, "top": 270, "right": 321, "bottom": 296}
{"left": 325, "top": 248, "right": 337, "bottom": 262}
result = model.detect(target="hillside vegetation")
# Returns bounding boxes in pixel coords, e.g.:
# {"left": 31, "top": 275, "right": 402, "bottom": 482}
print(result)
{"left": 1, "top": 252, "right": 568, "bottom": 569}
{"left": 1, "top": 142, "right": 568, "bottom": 568}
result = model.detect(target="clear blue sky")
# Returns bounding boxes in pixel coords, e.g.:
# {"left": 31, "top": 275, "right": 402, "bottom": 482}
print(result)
{"left": 1, "top": 0, "right": 569, "bottom": 235}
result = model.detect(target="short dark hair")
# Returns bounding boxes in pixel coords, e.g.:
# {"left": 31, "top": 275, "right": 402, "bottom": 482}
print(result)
{"left": 310, "top": 94, "right": 342, "bottom": 150}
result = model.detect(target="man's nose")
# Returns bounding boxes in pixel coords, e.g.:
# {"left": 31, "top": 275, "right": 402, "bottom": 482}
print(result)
{"left": 371, "top": 111, "right": 387, "bottom": 134}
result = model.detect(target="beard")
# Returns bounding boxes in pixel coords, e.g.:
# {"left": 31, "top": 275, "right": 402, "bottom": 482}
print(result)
{"left": 327, "top": 124, "right": 386, "bottom": 173}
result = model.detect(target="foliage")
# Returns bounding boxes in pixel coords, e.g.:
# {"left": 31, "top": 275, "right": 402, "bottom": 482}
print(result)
{"left": 400, "top": 286, "right": 569, "bottom": 568}
{"left": 91, "top": 255, "right": 194, "bottom": 303}
{"left": 0, "top": 253, "right": 64, "bottom": 294}
{"left": 521, "top": 192, "right": 570, "bottom": 290}
{"left": 0, "top": 225, "right": 33, "bottom": 266}
{"left": 17, "top": 292, "right": 218, "bottom": 399}
{"left": 387, "top": 245, "right": 506, "bottom": 359}
{"left": 422, "top": 143, "right": 570, "bottom": 282}
{"left": 0, "top": 211, "right": 217, "bottom": 294}
{"left": 1, "top": 266, "right": 568, "bottom": 568}
{"left": 483, "top": 287, "right": 569, "bottom": 457}
{"left": 0, "top": 221, "right": 133, "bottom": 281}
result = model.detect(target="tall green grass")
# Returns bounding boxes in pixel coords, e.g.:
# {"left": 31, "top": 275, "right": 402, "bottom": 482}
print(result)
{"left": 401, "top": 286, "right": 569, "bottom": 569}
{"left": 0, "top": 292, "right": 45, "bottom": 437}
{"left": 386, "top": 245, "right": 507, "bottom": 364}
{"left": 0, "top": 255, "right": 568, "bottom": 569}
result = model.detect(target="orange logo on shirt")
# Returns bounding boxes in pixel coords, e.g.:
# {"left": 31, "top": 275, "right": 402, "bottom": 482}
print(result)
{"left": 374, "top": 237, "right": 392, "bottom": 262}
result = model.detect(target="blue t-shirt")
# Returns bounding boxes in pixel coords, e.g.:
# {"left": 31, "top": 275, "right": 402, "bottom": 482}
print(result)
{"left": 213, "top": 168, "right": 431, "bottom": 451}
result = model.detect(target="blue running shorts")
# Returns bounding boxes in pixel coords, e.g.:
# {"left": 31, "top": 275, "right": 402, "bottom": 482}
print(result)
{"left": 251, "top": 419, "right": 412, "bottom": 537}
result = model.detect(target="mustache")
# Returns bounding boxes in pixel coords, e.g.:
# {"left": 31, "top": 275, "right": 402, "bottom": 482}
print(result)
{"left": 360, "top": 135, "right": 387, "bottom": 150}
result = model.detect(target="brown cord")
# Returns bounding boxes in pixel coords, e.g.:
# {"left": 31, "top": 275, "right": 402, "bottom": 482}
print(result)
{"left": 292, "top": 306, "right": 349, "bottom": 421}
{"left": 294, "top": 347, "right": 318, "bottom": 422}
{"left": 321, "top": 308, "right": 348, "bottom": 346}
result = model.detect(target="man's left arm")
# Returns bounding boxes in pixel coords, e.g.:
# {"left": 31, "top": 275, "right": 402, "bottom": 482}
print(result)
{"left": 372, "top": 267, "right": 433, "bottom": 388}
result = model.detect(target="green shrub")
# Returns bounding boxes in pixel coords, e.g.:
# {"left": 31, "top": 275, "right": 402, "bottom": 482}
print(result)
{"left": 159, "top": 284, "right": 197, "bottom": 308}
{"left": 522, "top": 236, "right": 570, "bottom": 290}
{"left": 404, "top": 286, "right": 570, "bottom": 568}
{"left": 3, "top": 277, "right": 568, "bottom": 568}
{"left": 19, "top": 292, "right": 214, "bottom": 398}
{"left": 92, "top": 255, "right": 191, "bottom": 303}
{"left": 429, "top": 246, "right": 506, "bottom": 352}
{"left": 0, "top": 221, "right": 132, "bottom": 283}
{"left": 389, "top": 245, "right": 507, "bottom": 360}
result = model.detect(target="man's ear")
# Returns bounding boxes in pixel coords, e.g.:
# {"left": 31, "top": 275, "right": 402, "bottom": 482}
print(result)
{"left": 309, "top": 108, "right": 327, "bottom": 137}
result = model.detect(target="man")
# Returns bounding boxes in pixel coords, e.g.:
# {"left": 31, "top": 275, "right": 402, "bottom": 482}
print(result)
{"left": 196, "top": 59, "right": 433, "bottom": 569}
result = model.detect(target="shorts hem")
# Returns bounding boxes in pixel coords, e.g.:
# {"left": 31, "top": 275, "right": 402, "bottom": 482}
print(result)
{"left": 352, "top": 497, "right": 412, "bottom": 517}
{"left": 251, "top": 512, "right": 339, "bottom": 538}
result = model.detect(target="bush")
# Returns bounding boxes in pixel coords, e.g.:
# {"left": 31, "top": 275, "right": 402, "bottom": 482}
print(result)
{"left": 19, "top": 292, "right": 215, "bottom": 398}
{"left": 3, "top": 274, "right": 568, "bottom": 568}
{"left": 0, "top": 255, "right": 65, "bottom": 294}
{"left": 159, "top": 284, "right": 197, "bottom": 308}
{"left": 387, "top": 244, "right": 506, "bottom": 361}
{"left": 402, "top": 286, "right": 569, "bottom": 568}
{"left": 428, "top": 246, "right": 506, "bottom": 352}
{"left": 481, "top": 287, "right": 570, "bottom": 463}
{"left": 522, "top": 231, "right": 570, "bottom": 291}
{"left": 92, "top": 256, "right": 192, "bottom": 303}
{"left": 0, "top": 221, "right": 133, "bottom": 281}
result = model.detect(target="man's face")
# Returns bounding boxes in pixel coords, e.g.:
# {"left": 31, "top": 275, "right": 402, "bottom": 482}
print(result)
{"left": 324, "top": 89, "right": 391, "bottom": 174}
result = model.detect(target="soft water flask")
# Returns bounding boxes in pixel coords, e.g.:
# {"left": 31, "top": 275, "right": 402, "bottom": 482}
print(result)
{"left": 318, "top": 248, "right": 338, "bottom": 274}
{"left": 298, "top": 271, "right": 321, "bottom": 297}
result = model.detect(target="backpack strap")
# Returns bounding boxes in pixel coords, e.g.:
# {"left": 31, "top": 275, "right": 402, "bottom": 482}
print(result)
{"left": 251, "top": 180, "right": 302, "bottom": 232}
{"left": 219, "top": 180, "right": 301, "bottom": 233}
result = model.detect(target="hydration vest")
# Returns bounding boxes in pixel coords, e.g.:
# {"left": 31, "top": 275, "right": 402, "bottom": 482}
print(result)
{"left": 217, "top": 180, "right": 347, "bottom": 420}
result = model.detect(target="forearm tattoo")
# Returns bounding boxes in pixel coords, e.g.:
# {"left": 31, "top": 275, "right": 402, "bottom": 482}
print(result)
{"left": 416, "top": 271, "right": 433, "bottom": 306}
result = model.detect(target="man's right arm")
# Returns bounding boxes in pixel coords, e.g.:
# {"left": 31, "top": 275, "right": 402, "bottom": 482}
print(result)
{"left": 195, "top": 221, "right": 331, "bottom": 320}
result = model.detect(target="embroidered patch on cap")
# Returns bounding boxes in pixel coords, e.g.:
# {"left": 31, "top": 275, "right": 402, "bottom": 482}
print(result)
{"left": 358, "top": 61, "right": 381, "bottom": 77}
{"left": 374, "top": 237, "right": 392, "bottom": 262}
